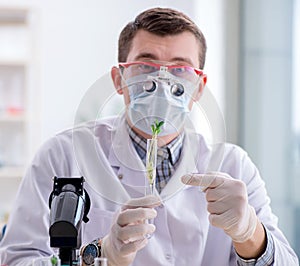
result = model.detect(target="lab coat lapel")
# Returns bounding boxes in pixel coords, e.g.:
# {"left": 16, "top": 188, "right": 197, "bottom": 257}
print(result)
{"left": 72, "top": 124, "right": 130, "bottom": 204}
{"left": 108, "top": 118, "right": 149, "bottom": 198}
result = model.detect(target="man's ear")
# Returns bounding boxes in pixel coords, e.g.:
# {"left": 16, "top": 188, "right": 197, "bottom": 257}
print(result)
{"left": 194, "top": 74, "right": 207, "bottom": 101}
{"left": 111, "top": 66, "right": 123, "bottom": 95}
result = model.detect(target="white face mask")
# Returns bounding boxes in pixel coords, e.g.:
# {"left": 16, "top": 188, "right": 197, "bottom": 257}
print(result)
{"left": 125, "top": 72, "right": 197, "bottom": 136}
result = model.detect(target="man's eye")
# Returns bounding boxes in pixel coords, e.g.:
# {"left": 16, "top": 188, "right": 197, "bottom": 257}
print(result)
{"left": 139, "top": 64, "right": 156, "bottom": 73}
{"left": 171, "top": 67, "right": 186, "bottom": 76}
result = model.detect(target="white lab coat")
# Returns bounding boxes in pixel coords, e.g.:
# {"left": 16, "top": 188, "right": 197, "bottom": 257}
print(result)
{"left": 0, "top": 115, "right": 298, "bottom": 266}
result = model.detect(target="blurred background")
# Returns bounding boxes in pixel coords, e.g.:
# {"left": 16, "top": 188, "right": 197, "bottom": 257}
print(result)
{"left": 0, "top": 0, "right": 299, "bottom": 258}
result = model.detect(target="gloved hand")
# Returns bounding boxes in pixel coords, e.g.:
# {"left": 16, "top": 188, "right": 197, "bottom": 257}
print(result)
{"left": 181, "top": 172, "right": 258, "bottom": 243}
{"left": 102, "top": 195, "right": 161, "bottom": 266}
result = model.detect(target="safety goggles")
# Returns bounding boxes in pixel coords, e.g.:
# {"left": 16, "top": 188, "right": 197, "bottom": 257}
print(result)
{"left": 119, "top": 61, "right": 204, "bottom": 85}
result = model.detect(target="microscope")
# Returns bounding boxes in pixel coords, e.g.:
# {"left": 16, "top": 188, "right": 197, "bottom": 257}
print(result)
{"left": 49, "top": 176, "right": 90, "bottom": 265}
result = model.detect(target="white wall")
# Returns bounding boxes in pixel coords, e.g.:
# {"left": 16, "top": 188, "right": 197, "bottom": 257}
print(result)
{"left": 292, "top": 0, "right": 300, "bottom": 134}
{"left": 240, "top": 0, "right": 295, "bottom": 246}
{"left": 195, "top": 0, "right": 225, "bottom": 112}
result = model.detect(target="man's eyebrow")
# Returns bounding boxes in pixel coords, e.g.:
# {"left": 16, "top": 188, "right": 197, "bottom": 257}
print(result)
{"left": 171, "top": 57, "right": 194, "bottom": 65}
{"left": 134, "top": 53, "right": 157, "bottom": 61}
{"left": 134, "top": 54, "right": 194, "bottom": 66}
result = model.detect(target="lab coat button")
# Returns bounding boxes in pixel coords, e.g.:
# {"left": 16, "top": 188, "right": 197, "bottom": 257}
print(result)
{"left": 118, "top": 174, "right": 123, "bottom": 180}
{"left": 157, "top": 150, "right": 164, "bottom": 156}
{"left": 165, "top": 254, "right": 172, "bottom": 261}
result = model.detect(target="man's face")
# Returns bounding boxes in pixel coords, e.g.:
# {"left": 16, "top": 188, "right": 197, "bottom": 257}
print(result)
{"left": 120, "top": 29, "right": 203, "bottom": 106}
{"left": 111, "top": 29, "right": 206, "bottom": 139}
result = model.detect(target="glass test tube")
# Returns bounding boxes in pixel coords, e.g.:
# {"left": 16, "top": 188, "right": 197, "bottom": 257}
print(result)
{"left": 146, "top": 138, "right": 157, "bottom": 195}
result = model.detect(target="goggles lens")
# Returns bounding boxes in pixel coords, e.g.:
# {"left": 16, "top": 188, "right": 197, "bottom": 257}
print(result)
{"left": 119, "top": 61, "right": 203, "bottom": 84}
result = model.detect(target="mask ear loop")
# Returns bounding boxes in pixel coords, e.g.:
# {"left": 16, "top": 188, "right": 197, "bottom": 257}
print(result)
{"left": 118, "top": 66, "right": 131, "bottom": 90}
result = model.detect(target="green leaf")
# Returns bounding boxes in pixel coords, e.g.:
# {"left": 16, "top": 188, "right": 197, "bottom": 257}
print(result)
{"left": 51, "top": 256, "right": 58, "bottom": 265}
{"left": 150, "top": 120, "right": 164, "bottom": 137}
{"left": 151, "top": 124, "right": 155, "bottom": 134}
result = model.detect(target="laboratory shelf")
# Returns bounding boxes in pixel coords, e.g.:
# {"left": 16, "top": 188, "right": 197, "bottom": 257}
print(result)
{"left": 0, "top": 7, "right": 37, "bottom": 218}
{"left": 0, "top": 112, "right": 26, "bottom": 123}
{"left": 0, "top": 59, "right": 27, "bottom": 66}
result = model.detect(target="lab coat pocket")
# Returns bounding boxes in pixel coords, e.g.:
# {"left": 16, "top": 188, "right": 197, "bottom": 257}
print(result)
{"left": 82, "top": 208, "right": 116, "bottom": 243}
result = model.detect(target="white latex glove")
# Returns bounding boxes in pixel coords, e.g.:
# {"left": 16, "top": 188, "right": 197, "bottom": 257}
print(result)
{"left": 181, "top": 172, "right": 258, "bottom": 243}
{"left": 102, "top": 195, "right": 161, "bottom": 266}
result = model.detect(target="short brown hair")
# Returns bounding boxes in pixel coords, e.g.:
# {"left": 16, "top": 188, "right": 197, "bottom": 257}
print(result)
{"left": 118, "top": 7, "right": 207, "bottom": 69}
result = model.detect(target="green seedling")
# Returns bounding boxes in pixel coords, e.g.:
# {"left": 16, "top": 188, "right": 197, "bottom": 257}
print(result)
{"left": 151, "top": 119, "right": 164, "bottom": 138}
{"left": 51, "top": 256, "right": 58, "bottom": 266}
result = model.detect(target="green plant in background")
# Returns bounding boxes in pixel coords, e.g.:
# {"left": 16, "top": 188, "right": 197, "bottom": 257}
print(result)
{"left": 51, "top": 256, "right": 58, "bottom": 266}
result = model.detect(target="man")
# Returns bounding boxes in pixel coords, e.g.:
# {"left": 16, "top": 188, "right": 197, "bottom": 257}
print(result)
{"left": 0, "top": 7, "right": 298, "bottom": 266}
